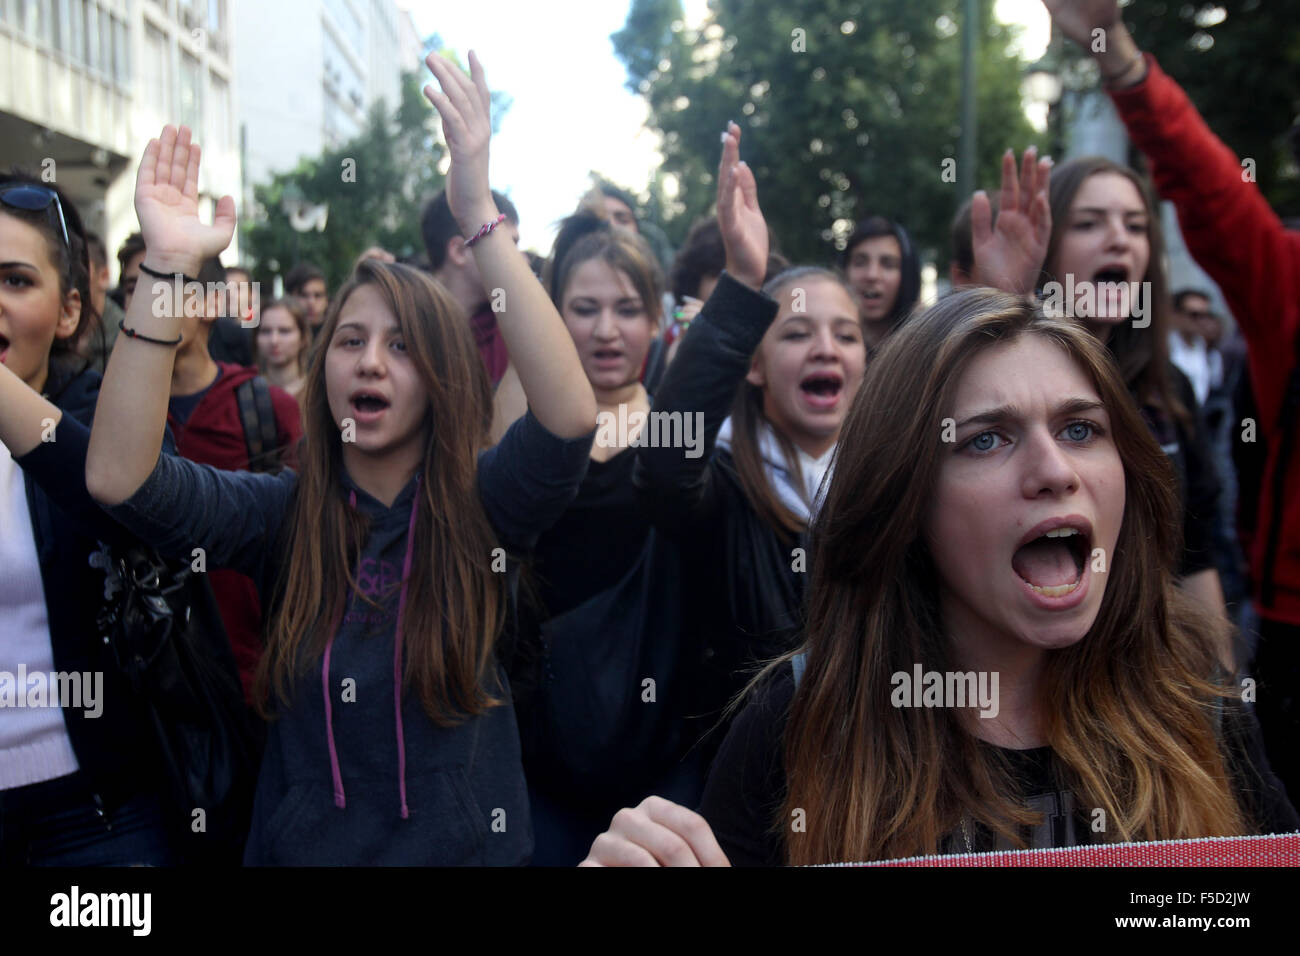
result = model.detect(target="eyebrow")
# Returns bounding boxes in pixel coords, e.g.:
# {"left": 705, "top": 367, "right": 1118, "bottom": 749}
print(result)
{"left": 0, "top": 260, "right": 39, "bottom": 271}
{"left": 1071, "top": 206, "right": 1147, "bottom": 217}
{"left": 954, "top": 397, "right": 1106, "bottom": 430}
{"left": 568, "top": 295, "right": 643, "bottom": 306}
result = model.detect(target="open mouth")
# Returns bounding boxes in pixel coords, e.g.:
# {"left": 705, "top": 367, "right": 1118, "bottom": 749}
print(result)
{"left": 592, "top": 348, "right": 624, "bottom": 362}
{"left": 350, "top": 390, "right": 390, "bottom": 415}
{"left": 0, "top": 333, "right": 9, "bottom": 363}
{"left": 1012, "top": 525, "right": 1089, "bottom": 598}
{"left": 1091, "top": 266, "right": 1129, "bottom": 284}
{"left": 799, "top": 371, "right": 843, "bottom": 404}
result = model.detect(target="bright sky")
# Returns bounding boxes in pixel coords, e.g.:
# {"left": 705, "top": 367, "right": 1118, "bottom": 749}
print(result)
{"left": 398, "top": 0, "right": 1050, "bottom": 253}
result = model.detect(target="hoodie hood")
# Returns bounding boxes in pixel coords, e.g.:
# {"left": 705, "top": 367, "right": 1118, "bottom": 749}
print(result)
{"left": 715, "top": 416, "right": 835, "bottom": 523}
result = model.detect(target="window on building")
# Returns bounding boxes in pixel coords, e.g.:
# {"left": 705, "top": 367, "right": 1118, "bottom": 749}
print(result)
{"left": 211, "top": 74, "right": 231, "bottom": 151}
{"left": 114, "top": 13, "right": 129, "bottom": 87}
{"left": 180, "top": 53, "right": 202, "bottom": 133}
{"left": 141, "top": 24, "right": 171, "bottom": 133}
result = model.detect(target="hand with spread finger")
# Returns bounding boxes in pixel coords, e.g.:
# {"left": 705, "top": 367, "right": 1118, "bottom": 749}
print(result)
{"left": 423, "top": 50, "right": 500, "bottom": 239}
{"left": 716, "top": 122, "right": 769, "bottom": 292}
{"left": 579, "top": 796, "right": 732, "bottom": 867}
{"left": 971, "top": 147, "right": 1053, "bottom": 297}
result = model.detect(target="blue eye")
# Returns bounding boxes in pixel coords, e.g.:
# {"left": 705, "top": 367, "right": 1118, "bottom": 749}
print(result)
{"left": 966, "top": 431, "right": 1003, "bottom": 453}
{"left": 1062, "top": 420, "right": 1100, "bottom": 442}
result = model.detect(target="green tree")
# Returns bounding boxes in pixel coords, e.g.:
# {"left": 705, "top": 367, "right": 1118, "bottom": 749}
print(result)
{"left": 241, "top": 73, "right": 446, "bottom": 289}
{"left": 613, "top": 0, "right": 1040, "bottom": 263}
{"left": 242, "top": 44, "right": 512, "bottom": 290}
{"left": 1062, "top": 0, "right": 1300, "bottom": 215}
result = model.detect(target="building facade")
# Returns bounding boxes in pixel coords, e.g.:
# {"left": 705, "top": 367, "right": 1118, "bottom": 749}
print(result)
{"left": 0, "top": 0, "right": 241, "bottom": 274}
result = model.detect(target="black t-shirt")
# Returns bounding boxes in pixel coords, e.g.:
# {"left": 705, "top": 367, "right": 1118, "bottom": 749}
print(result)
{"left": 698, "top": 662, "right": 1299, "bottom": 866}
{"left": 530, "top": 447, "right": 651, "bottom": 617}
{"left": 168, "top": 365, "right": 223, "bottom": 427}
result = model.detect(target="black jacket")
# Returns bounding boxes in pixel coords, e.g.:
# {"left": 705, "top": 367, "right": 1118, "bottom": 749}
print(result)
{"left": 14, "top": 359, "right": 224, "bottom": 811}
{"left": 633, "top": 273, "right": 801, "bottom": 759}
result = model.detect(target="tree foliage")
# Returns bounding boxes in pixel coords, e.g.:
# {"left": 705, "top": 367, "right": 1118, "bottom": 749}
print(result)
{"left": 241, "top": 39, "right": 512, "bottom": 291}
{"left": 1097, "top": 0, "right": 1300, "bottom": 215}
{"left": 613, "top": 0, "right": 1040, "bottom": 263}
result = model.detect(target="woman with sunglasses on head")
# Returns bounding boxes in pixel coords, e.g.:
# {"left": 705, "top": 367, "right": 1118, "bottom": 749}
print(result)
{"left": 0, "top": 173, "right": 217, "bottom": 865}
{"left": 78, "top": 51, "right": 597, "bottom": 866}
{"left": 582, "top": 288, "right": 1296, "bottom": 866}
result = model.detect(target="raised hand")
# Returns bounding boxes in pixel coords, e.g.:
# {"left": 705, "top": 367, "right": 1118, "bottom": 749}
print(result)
{"left": 717, "top": 121, "right": 768, "bottom": 291}
{"left": 1040, "top": 0, "right": 1122, "bottom": 50}
{"left": 134, "top": 125, "right": 236, "bottom": 275}
{"left": 579, "top": 796, "right": 731, "bottom": 867}
{"left": 971, "top": 147, "right": 1052, "bottom": 296}
{"left": 423, "top": 50, "right": 497, "bottom": 236}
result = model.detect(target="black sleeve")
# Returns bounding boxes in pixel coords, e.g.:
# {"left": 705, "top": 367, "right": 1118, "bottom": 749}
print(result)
{"left": 632, "top": 272, "right": 778, "bottom": 539}
{"left": 697, "top": 664, "right": 795, "bottom": 867}
{"left": 1170, "top": 365, "right": 1221, "bottom": 577}
{"left": 1220, "top": 699, "right": 1300, "bottom": 835}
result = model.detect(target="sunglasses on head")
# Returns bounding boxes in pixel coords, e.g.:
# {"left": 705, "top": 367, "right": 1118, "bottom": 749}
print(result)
{"left": 0, "top": 183, "right": 70, "bottom": 249}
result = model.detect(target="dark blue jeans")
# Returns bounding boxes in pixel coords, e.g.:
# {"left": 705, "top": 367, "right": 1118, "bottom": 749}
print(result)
{"left": 0, "top": 772, "right": 177, "bottom": 866}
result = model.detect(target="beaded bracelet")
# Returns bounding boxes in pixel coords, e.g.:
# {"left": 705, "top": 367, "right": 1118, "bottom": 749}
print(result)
{"left": 118, "top": 319, "right": 182, "bottom": 347}
{"left": 465, "top": 214, "right": 507, "bottom": 248}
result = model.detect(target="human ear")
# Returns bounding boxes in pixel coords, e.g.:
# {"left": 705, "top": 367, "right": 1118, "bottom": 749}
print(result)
{"left": 55, "top": 288, "right": 82, "bottom": 340}
{"left": 744, "top": 351, "right": 766, "bottom": 388}
{"left": 446, "top": 236, "right": 470, "bottom": 268}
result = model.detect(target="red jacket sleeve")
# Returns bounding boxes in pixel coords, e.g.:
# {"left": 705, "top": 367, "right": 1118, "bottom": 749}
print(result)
{"left": 1109, "top": 55, "right": 1300, "bottom": 430}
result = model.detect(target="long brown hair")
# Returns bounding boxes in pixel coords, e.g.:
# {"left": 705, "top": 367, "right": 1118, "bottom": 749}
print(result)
{"left": 729, "top": 266, "right": 860, "bottom": 542}
{"left": 255, "top": 260, "right": 504, "bottom": 725}
{"left": 781, "top": 288, "right": 1242, "bottom": 865}
{"left": 1042, "top": 156, "right": 1188, "bottom": 427}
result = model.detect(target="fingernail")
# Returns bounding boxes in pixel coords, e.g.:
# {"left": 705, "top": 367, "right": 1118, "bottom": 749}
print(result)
{"left": 721, "top": 131, "right": 729, "bottom": 143}
{"left": 1043, "top": 156, "right": 1054, "bottom": 167}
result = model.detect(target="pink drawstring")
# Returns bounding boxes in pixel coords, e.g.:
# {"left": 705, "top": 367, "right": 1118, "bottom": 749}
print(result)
{"left": 320, "top": 483, "right": 419, "bottom": 819}
{"left": 322, "top": 632, "right": 346, "bottom": 808}
{"left": 391, "top": 476, "right": 420, "bottom": 820}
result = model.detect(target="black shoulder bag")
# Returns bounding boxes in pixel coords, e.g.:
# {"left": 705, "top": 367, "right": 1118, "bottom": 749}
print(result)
{"left": 98, "top": 546, "right": 262, "bottom": 864}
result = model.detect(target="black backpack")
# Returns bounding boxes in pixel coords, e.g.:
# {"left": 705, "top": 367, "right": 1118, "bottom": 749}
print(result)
{"left": 234, "top": 376, "right": 285, "bottom": 474}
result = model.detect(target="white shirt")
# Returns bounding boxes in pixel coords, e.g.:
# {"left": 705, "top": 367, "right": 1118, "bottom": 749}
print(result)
{"left": 0, "top": 449, "right": 80, "bottom": 789}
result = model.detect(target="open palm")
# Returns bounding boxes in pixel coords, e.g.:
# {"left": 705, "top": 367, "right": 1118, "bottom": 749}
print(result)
{"left": 717, "top": 121, "right": 769, "bottom": 291}
{"left": 972, "top": 147, "right": 1052, "bottom": 296}
{"left": 134, "top": 125, "right": 236, "bottom": 270}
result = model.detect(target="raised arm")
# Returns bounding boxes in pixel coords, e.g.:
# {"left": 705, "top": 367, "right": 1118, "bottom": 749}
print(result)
{"left": 633, "top": 122, "right": 779, "bottom": 533}
{"left": 1042, "top": 0, "right": 1298, "bottom": 355}
{"left": 85, "top": 125, "right": 236, "bottom": 505}
{"left": 423, "top": 51, "right": 596, "bottom": 439}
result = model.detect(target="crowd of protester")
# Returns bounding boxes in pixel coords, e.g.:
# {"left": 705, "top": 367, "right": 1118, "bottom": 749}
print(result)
{"left": 0, "top": 0, "right": 1297, "bottom": 867}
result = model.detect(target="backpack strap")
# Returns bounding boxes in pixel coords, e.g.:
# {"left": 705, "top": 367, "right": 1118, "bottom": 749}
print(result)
{"left": 235, "top": 377, "right": 283, "bottom": 473}
{"left": 791, "top": 651, "right": 808, "bottom": 689}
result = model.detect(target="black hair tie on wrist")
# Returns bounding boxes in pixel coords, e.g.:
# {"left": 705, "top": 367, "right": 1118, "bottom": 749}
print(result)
{"left": 118, "top": 319, "right": 182, "bottom": 347}
{"left": 138, "top": 261, "right": 199, "bottom": 284}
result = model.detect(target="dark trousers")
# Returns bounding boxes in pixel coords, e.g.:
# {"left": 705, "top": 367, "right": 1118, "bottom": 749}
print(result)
{"left": 0, "top": 772, "right": 176, "bottom": 866}
{"left": 1252, "top": 618, "right": 1300, "bottom": 810}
